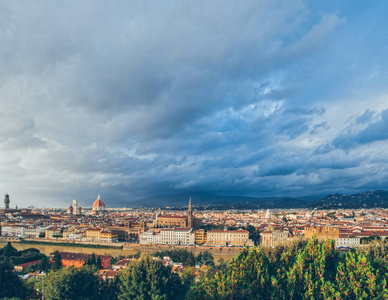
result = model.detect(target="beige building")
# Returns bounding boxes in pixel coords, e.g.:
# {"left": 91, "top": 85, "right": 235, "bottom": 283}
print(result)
{"left": 154, "top": 198, "right": 201, "bottom": 229}
{"left": 155, "top": 215, "right": 188, "bottom": 228}
{"left": 108, "top": 221, "right": 146, "bottom": 242}
{"left": 304, "top": 226, "right": 340, "bottom": 241}
{"left": 261, "top": 226, "right": 289, "bottom": 247}
{"left": 206, "top": 229, "right": 250, "bottom": 247}
{"left": 45, "top": 227, "right": 62, "bottom": 239}
{"left": 194, "top": 229, "right": 207, "bottom": 245}
{"left": 85, "top": 227, "right": 118, "bottom": 243}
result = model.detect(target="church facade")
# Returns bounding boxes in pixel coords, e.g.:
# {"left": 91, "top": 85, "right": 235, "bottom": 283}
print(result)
{"left": 155, "top": 198, "right": 201, "bottom": 229}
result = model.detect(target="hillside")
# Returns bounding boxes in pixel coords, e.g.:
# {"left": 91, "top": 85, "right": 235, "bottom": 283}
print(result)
{"left": 311, "top": 190, "right": 388, "bottom": 209}
{"left": 129, "top": 190, "right": 388, "bottom": 209}
{"left": 130, "top": 192, "right": 307, "bottom": 209}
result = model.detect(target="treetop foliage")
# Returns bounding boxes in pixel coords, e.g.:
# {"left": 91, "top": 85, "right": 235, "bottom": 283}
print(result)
{"left": 188, "top": 238, "right": 388, "bottom": 299}
{"left": 117, "top": 254, "right": 186, "bottom": 300}
{"left": 153, "top": 249, "right": 196, "bottom": 266}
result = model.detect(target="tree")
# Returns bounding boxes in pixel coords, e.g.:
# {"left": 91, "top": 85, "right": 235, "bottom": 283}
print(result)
{"left": 133, "top": 250, "right": 141, "bottom": 259}
{"left": 99, "top": 277, "right": 118, "bottom": 300}
{"left": 0, "top": 261, "right": 27, "bottom": 299}
{"left": 51, "top": 251, "right": 62, "bottom": 270}
{"left": 117, "top": 255, "right": 185, "bottom": 300}
{"left": 37, "top": 256, "right": 50, "bottom": 273}
{"left": 96, "top": 255, "right": 102, "bottom": 269}
{"left": 217, "top": 258, "right": 227, "bottom": 271}
{"left": 89, "top": 253, "right": 96, "bottom": 266}
{"left": 245, "top": 225, "right": 261, "bottom": 246}
{"left": 2, "top": 242, "right": 18, "bottom": 257}
{"left": 189, "top": 247, "right": 271, "bottom": 299}
{"left": 196, "top": 251, "right": 214, "bottom": 267}
{"left": 179, "top": 266, "right": 196, "bottom": 296}
{"left": 327, "top": 250, "right": 388, "bottom": 299}
{"left": 153, "top": 249, "right": 195, "bottom": 266}
{"left": 45, "top": 266, "right": 100, "bottom": 300}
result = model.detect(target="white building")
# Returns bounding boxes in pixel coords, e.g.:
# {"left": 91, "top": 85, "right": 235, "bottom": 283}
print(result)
{"left": 336, "top": 235, "right": 360, "bottom": 248}
{"left": 140, "top": 230, "right": 161, "bottom": 245}
{"left": 24, "top": 225, "right": 46, "bottom": 238}
{"left": 1, "top": 225, "right": 27, "bottom": 238}
{"left": 160, "top": 228, "right": 195, "bottom": 245}
{"left": 140, "top": 228, "right": 195, "bottom": 246}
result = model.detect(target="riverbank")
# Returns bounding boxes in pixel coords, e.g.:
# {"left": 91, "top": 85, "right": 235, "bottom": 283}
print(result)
{"left": 20, "top": 239, "right": 123, "bottom": 249}
{"left": 0, "top": 240, "right": 242, "bottom": 262}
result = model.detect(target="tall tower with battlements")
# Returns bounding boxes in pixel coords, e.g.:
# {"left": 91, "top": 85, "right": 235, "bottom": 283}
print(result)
{"left": 4, "top": 194, "right": 10, "bottom": 210}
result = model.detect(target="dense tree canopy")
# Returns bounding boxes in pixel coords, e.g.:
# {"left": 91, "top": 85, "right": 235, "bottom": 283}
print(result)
{"left": 188, "top": 238, "right": 388, "bottom": 300}
{"left": 45, "top": 266, "right": 100, "bottom": 300}
{"left": 4, "top": 239, "right": 388, "bottom": 299}
{"left": 196, "top": 251, "right": 214, "bottom": 267}
{"left": 51, "top": 251, "right": 62, "bottom": 271}
{"left": 153, "top": 249, "right": 196, "bottom": 266}
{"left": 0, "top": 243, "right": 46, "bottom": 268}
{"left": 0, "top": 261, "right": 27, "bottom": 299}
{"left": 116, "top": 255, "right": 186, "bottom": 300}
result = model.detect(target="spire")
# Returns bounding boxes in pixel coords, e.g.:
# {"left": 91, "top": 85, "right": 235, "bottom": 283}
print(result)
{"left": 97, "top": 194, "right": 100, "bottom": 200}
{"left": 188, "top": 197, "right": 192, "bottom": 211}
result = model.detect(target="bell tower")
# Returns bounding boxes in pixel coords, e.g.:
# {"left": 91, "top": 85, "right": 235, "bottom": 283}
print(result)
{"left": 188, "top": 197, "right": 193, "bottom": 228}
{"left": 4, "top": 194, "right": 10, "bottom": 210}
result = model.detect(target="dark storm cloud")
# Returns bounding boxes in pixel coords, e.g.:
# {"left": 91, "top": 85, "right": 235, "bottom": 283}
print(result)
{"left": 0, "top": 1, "right": 387, "bottom": 207}
{"left": 333, "top": 109, "right": 388, "bottom": 149}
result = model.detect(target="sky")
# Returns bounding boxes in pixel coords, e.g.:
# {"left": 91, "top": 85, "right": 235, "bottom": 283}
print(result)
{"left": 0, "top": 1, "right": 388, "bottom": 208}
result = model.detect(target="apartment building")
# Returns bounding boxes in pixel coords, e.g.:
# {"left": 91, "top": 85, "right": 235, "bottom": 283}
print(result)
{"left": 261, "top": 228, "right": 289, "bottom": 247}
{"left": 85, "top": 228, "right": 118, "bottom": 242}
{"left": 206, "top": 229, "right": 250, "bottom": 247}
{"left": 194, "top": 229, "right": 207, "bottom": 245}
{"left": 336, "top": 234, "right": 360, "bottom": 248}
{"left": 140, "top": 228, "right": 195, "bottom": 245}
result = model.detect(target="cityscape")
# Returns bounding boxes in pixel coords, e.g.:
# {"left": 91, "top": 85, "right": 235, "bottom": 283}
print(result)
{"left": 3, "top": 193, "right": 388, "bottom": 249}
{"left": 1, "top": 1, "right": 388, "bottom": 299}
{"left": 2, "top": 192, "right": 388, "bottom": 298}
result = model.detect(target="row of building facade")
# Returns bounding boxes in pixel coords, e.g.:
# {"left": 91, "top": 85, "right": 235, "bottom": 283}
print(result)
{"left": 139, "top": 228, "right": 251, "bottom": 247}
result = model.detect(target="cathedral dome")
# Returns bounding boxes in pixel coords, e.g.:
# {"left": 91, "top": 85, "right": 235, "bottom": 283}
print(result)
{"left": 93, "top": 194, "right": 105, "bottom": 211}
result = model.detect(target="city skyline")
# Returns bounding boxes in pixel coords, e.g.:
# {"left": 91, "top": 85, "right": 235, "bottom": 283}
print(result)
{"left": 0, "top": 1, "right": 388, "bottom": 207}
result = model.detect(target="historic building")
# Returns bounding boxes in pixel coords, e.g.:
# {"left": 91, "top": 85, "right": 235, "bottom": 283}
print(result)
{"left": 50, "top": 251, "right": 111, "bottom": 269}
{"left": 107, "top": 221, "right": 146, "bottom": 243}
{"left": 304, "top": 226, "right": 340, "bottom": 241}
{"left": 155, "top": 198, "right": 201, "bottom": 229}
{"left": 67, "top": 199, "right": 82, "bottom": 215}
{"left": 93, "top": 194, "right": 106, "bottom": 214}
{"left": 194, "top": 229, "right": 207, "bottom": 245}
{"left": 0, "top": 194, "right": 21, "bottom": 215}
{"left": 139, "top": 227, "right": 195, "bottom": 245}
{"left": 85, "top": 227, "right": 118, "bottom": 243}
{"left": 261, "top": 226, "right": 290, "bottom": 247}
{"left": 206, "top": 229, "right": 250, "bottom": 247}
{"left": 4, "top": 193, "right": 9, "bottom": 210}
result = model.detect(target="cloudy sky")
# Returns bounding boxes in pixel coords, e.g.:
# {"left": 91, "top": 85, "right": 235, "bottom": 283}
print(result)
{"left": 1, "top": 1, "right": 388, "bottom": 208}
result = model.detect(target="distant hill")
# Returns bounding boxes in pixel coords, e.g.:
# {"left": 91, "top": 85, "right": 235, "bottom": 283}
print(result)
{"left": 130, "top": 192, "right": 307, "bottom": 209}
{"left": 310, "top": 190, "right": 388, "bottom": 209}
{"left": 129, "top": 190, "right": 388, "bottom": 209}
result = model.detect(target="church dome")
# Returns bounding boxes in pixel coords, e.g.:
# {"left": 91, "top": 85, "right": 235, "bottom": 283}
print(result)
{"left": 93, "top": 194, "right": 105, "bottom": 211}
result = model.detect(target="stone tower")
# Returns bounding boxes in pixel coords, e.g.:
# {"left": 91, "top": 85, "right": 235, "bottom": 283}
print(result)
{"left": 4, "top": 194, "right": 10, "bottom": 210}
{"left": 72, "top": 199, "right": 78, "bottom": 215}
{"left": 188, "top": 197, "right": 193, "bottom": 228}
